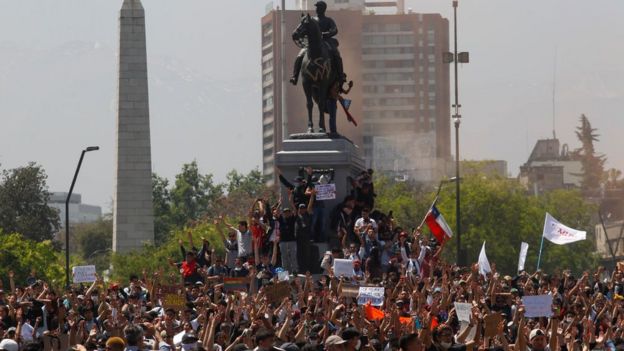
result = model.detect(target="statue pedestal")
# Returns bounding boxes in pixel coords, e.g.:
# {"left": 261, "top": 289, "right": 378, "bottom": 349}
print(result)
{"left": 275, "top": 136, "right": 364, "bottom": 273}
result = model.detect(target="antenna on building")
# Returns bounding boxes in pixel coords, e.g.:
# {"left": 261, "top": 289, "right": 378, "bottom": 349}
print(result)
{"left": 552, "top": 47, "right": 557, "bottom": 140}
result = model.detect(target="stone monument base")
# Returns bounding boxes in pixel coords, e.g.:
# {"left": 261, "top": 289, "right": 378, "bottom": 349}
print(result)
{"left": 275, "top": 135, "right": 364, "bottom": 273}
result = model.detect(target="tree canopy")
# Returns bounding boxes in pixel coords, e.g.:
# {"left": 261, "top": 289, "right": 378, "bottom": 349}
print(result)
{"left": 573, "top": 114, "right": 606, "bottom": 191}
{"left": 0, "top": 162, "right": 60, "bottom": 241}
{"left": 375, "top": 173, "right": 598, "bottom": 275}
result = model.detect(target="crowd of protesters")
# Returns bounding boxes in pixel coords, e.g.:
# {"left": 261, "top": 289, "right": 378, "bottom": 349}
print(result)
{"left": 2, "top": 166, "right": 624, "bottom": 351}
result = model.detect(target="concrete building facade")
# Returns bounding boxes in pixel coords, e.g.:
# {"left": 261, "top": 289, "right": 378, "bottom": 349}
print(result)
{"left": 261, "top": 1, "right": 450, "bottom": 184}
{"left": 519, "top": 138, "right": 582, "bottom": 195}
{"left": 49, "top": 192, "right": 102, "bottom": 228}
{"left": 113, "top": 0, "right": 155, "bottom": 252}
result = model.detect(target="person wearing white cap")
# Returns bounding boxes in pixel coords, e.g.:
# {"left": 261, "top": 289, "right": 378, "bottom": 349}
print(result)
{"left": 528, "top": 329, "right": 549, "bottom": 351}
{"left": 324, "top": 335, "right": 347, "bottom": 351}
{"left": 0, "top": 339, "right": 19, "bottom": 351}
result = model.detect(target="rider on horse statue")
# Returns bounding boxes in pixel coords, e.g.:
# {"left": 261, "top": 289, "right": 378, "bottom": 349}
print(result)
{"left": 290, "top": 1, "right": 346, "bottom": 87}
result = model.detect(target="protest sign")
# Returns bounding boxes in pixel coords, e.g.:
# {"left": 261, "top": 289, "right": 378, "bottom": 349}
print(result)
{"left": 161, "top": 285, "right": 185, "bottom": 310}
{"left": 72, "top": 265, "right": 96, "bottom": 283}
{"left": 264, "top": 281, "right": 291, "bottom": 304}
{"left": 522, "top": 295, "right": 553, "bottom": 318}
{"left": 315, "top": 183, "right": 336, "bottom": 201}
{"left": 454, "top": 302, "right": 472, "bottom": 323}
{"left": 224, "top": 277, "right": 248, "bottom": 292}
{"left": 357, "top": 287, "right": 385, "bottom": 306}
{"left": 333, "top": 259, "right": 355, "bottom": 278}
{"left": 484, "top": 313, "right": 502, "bottom": 338}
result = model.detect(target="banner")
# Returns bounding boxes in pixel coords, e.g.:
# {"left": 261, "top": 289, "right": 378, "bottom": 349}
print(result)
{"left": 522, "top": 295, "right": 553, "bottom": 318}
{"left": 454, "top": 302, "right": 472, "bottom": 323}
{"left": 518, "top": 242, "right": 529, "bottom": 272}
{"left": 357, "top": 287, "right": 384, "bottom": 306}
{"left": 333, "top": 259, "right": 355, "bottom": 278}
{"left": 315, "top": 183, "right": 336, "bottom": 201}
{"left": 72, "top": 265, "right": 96, "bottom": 283}
{"left": 543, "top": 213, "right": 586, "bottom": 245}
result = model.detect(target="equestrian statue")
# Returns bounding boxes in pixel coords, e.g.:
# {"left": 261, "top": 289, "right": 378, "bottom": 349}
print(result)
{"left": 291, "top": 1, "right": 357, "bottom": 136}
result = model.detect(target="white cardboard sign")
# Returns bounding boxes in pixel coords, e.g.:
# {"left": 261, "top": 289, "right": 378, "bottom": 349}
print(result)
{"left": 315, "top": 183, "right": 336, "bottom": 201}
{"left": 72, "top": 265, "right": 96, "bottom": 283}
{"left": 522, "top": 295, "right": 553, "bottom": 318}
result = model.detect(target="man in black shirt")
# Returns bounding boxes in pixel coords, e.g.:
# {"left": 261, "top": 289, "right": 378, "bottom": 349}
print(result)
{"left": 293, "top": 188, "right": 315, "bottom": 273}
{"left": 278, "top": 207, "right": 298, "bottom": 274}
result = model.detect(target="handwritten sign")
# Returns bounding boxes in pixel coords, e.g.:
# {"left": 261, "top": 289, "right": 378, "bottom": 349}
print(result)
{"left": 264, "top": 281, "right": 291, "bottom": 304}
{"left": 315, "top": 183, "right": 336, "bottom": 201}
{"left": 357, "top": 287, "right": 385, "bottom": 306}
{"left": 72, "top": 265, "right": 96, "bottom": 283}
{"left": 161, "top": 285, "right": 186, "bottom": 310}
{"left": 454, "top": 302, "right": 472, "bottom": 323}
{"left": 333, "top": 259, "right": 355, "bottom": 278}
{"left": 522, "top": 295, "right": 553, "bottom": 318}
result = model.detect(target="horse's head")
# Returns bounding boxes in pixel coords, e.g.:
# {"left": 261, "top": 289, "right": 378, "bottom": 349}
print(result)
{"left": 292, "top": 13, "right": 318, "bottom": 48}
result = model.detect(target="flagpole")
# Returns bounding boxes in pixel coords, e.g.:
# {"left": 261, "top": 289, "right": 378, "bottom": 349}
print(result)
{"left": 536, "top": 234, "right": 545, "bottom": 271}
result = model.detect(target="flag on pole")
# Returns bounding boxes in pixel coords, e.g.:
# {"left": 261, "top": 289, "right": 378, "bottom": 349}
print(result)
{"left": 425, "top": 205, "right": 453, "bottom": 244}
{"left": 478, "top": 242, "right": 491, "bottom": 278}
{"left": 518, "top": 242, "right": 529, "bottom": 272}
{"left": 543, "top": 213, "right": 586, "bottom": 245}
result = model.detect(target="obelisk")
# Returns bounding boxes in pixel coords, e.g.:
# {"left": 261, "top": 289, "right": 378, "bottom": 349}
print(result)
{"left": 113, "top": 0, "right": 154, "bottom": 252}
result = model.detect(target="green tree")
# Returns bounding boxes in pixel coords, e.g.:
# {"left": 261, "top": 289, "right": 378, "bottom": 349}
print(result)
{"left": 169, "top": 161, "right": 224, "bottom": 227}
{"left": 0, "top": 231, "right": 65, "bottom": 288}
{"left": 73, "top": 215, "right": 113, "bottom": 270}
{"left": 153, "top": 173, "right": 173, "bottom": 245}
{"left": 376, "top": 173, "right": 598, "bottom": 275}
{"left": 0, "top": 163, "right": 60, "bottom": 241}
{"left": 573, "top": 114, "right": 606, "bottom": 191}
{"left": 219, "top": 169, "right": 276, "bottom": 218}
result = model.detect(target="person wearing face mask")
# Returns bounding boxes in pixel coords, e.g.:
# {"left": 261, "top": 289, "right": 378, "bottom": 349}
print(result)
{"left": 427, "top": 325, "right": 469, "bottom": 351}
{"left": 341, "top": 328, "right": 362, "bottom": 351}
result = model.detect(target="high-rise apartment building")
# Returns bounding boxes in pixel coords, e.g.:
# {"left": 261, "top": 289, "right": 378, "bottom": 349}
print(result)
{"left": 261, "top": 1, "right": 450, "bottom": 184}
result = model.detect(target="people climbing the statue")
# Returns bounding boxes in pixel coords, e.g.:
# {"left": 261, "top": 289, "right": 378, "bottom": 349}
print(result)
{"left": 290, "top": 1, "right": 346, "bottom": 86}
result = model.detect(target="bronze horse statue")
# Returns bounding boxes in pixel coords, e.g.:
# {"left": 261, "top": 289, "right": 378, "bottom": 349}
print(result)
{"left": 292, "top": 14, "right": 339, "bottom": 135}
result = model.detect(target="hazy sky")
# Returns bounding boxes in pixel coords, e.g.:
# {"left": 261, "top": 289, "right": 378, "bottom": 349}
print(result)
{"left": 1, "top": 0, "right": 623, "bottom": 211}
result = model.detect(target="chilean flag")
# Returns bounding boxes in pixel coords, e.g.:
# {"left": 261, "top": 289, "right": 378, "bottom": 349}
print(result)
{"left": 425, "top": 205, "right": 453, "bottom": 244}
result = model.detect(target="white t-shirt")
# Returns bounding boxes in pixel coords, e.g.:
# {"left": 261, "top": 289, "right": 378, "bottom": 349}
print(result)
{"left": 354, "top": 217, "right": 377, "bottom": 234}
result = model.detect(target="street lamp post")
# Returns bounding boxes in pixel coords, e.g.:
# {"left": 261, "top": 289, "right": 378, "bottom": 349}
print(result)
{"left": 443, "top": 0, "right": 469, "bottom": 265}
{"left": 65, "top": 146, "right": 99, "bottom": 289}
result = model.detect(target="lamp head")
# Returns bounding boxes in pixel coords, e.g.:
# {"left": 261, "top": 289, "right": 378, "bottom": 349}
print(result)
{"left": 85, "top": 146, "right": 100, "bottom": 152}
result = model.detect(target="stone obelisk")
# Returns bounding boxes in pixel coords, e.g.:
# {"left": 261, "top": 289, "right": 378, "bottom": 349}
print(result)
{"left": 113, "top": 0, "right": 154, "bottom": 252}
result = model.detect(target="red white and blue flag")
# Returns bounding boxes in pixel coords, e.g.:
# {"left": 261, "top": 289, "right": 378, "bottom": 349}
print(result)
{"left": 425, "top": 205, "right": 453, "bottom": 244}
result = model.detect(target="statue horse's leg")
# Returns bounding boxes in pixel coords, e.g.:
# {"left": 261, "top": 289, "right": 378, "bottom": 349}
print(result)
{"left": 328, "top": 99, "right": 337, "bottom": 135}
{"left": 303, "top": 82, "right": 314, "bottom": 133}
{"left": 317, "top": 90, "right": 327, "bottom": 133}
